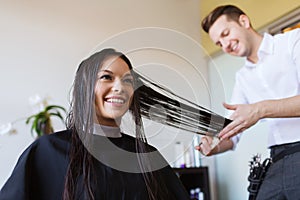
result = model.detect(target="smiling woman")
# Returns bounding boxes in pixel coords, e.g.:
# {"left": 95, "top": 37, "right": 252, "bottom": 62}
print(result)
{"left": 0, "top": 48, "right": 190, "bottom": 200}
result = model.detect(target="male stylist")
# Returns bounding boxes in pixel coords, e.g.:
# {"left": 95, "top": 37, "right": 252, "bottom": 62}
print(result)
{"left": 197, "top": 4, "right": 300, "bottom": 199}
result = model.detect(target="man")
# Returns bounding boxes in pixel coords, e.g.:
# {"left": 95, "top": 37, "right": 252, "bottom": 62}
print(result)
{"left": 197, "top": 4, "right": 300, "bottom": 199}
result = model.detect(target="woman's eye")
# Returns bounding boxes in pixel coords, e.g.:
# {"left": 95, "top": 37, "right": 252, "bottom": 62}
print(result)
{"left": 123, "top": 78, "right": 133, "bottom": 85}
{"left": 99, "top": 74, "right": 112, "bottom": 80}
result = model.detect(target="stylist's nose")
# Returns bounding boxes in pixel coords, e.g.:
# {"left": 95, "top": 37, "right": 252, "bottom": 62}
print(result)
{"left": 112, "top": 79, "right": 123, "bottom": 93}
{"left": 221, "top": 39, "right": 230, "bottom": 53}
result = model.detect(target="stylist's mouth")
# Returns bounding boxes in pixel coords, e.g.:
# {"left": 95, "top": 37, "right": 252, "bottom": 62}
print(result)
{"left": 231, "top": 43, "right": 238, "bottom": 52}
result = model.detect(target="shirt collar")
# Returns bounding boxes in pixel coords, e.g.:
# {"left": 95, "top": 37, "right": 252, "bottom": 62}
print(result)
{"left": 245, "top": 32, "right": 274, "bottom": 68}
{"left": 259, "top": 32, "right": 274, "bottom": 55}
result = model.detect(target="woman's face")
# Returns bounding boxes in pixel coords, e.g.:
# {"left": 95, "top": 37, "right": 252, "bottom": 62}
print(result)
{"left": 94, "top": 56, "right": 134, "bottom": 126}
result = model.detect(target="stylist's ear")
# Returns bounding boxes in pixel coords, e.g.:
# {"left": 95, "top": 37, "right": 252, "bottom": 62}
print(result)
{"left": 239, "top": 14, "right": 250, "bottom": 28}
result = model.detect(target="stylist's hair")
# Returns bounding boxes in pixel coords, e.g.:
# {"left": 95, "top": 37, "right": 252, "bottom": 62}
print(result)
{"left": 201, "top": 4, "right": 246, "bottom": 33}
{"left": 63, "top": 48, "right": 170, "bottom": 200}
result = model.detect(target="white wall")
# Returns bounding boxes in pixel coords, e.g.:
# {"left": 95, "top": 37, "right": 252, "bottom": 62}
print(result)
{"left": 208, "top": 53, "right": 269, "bottom": 200}
{"left": 0, "top": 0, "right": 215, "bottom": 194}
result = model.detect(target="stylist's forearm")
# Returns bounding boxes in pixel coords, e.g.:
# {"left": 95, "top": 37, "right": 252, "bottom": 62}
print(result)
{"left": 259, "top": 95, "right": 300, "bottom": 118}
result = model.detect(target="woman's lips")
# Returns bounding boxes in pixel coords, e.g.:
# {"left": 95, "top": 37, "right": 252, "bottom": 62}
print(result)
{"left": 105, "top": 97, "right": 125, "bottom": 105}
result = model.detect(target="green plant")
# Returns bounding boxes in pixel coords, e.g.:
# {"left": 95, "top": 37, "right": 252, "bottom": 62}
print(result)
{"left": 26, "top": 105, "right": 66, "bottom": 137}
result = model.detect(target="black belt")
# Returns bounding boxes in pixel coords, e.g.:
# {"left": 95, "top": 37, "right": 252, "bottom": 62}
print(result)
{"left": 271, "top": 142, "right": 300, "bottom": 163}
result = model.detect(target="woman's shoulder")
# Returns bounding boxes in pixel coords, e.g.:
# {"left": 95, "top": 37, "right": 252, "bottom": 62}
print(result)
{"left": 29, "top": 129, "right": 72, "bottom": 157}
{"left": 35, "top": 129, "right": 71, "bottom": 144}
{"left": 39, "top": 129, "right": 72, "bottom": 142}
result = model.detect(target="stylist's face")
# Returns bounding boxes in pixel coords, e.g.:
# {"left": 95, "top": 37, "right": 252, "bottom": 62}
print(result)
{"left": 94, "top": 56, "right": 134, "bottom": 126}
{"left": 208, "top": 15, "right": 251, "bottom": 57}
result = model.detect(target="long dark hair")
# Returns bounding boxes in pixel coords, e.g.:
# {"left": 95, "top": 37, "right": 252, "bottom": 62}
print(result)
{"left": 63, "top": 48, "right": 169, "bottom": 200}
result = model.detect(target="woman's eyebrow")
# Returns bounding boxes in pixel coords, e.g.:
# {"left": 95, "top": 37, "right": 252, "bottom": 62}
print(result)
{"left": 123, "top": 73, "right": 133, "bottom": 78}
{"left": 99, "top": 69, "right": 113, "bottom": 74}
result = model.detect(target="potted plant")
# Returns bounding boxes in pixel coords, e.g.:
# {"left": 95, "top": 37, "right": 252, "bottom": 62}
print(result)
{"left": 26, "top": 105, "right": 66, "bottom": 137}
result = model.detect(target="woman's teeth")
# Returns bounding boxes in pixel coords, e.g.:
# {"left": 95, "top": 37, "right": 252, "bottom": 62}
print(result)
{"left": 107, "top": 98, "right": 125, "bottom": 104}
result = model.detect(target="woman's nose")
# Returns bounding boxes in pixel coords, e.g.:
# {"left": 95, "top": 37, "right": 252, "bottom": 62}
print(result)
{"left": 112, "top": 79, "right": 123, "bottom": 92}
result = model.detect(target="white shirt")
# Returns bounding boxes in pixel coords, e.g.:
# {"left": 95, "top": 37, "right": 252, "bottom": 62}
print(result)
{"left": 231, "top": 28, "right": 300, "bottom": 148}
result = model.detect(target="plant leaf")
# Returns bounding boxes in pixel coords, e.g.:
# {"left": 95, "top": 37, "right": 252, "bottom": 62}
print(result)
{"left": 25, "top": 104, "right": 66, "bottom": 138}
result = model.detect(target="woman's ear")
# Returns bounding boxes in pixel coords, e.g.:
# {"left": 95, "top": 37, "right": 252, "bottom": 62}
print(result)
{"left": 239, "top": 14, "right": 251, "bottom": 28}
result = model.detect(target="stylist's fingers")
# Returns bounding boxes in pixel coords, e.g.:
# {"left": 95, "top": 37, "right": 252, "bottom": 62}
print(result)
{"left": 195, "top": 136, "right": 214, "bottom": 156}
{"left": 223, "top": 102, "right": 237, "bottom": 111}
{"left": 195, "top": 137, "right": 204, "bottom": 150}
{"left": 220, "top": 102, "right": 248, "bottom": 139}
{"left": 195, "top": 134, "right": 212, "bottom": 147}
{"left": 219, "top": 121, "right": 244, "bottom": 140}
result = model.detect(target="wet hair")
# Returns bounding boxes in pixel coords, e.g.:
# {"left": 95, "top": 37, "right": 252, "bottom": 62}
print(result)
{"left": 136, "top": 73, "right": 231, "bottom": 136}
{"left": 201, "top": 4, "right": 246, "bottom": 33}
{"left": 63, "top": 48, "right": 231, "bottom": 200}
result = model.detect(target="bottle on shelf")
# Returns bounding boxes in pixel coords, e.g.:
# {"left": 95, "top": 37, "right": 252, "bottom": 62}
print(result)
{"left": 174, "top": 141, "right": 185, "bottom": 168}
{"left": 195, "top": 187, "right": 204, "bottom": 200}
{"left": 190, "top": 189, "right": 196, "bottom": 200}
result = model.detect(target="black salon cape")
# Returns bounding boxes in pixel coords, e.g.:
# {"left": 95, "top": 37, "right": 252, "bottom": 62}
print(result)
{"left": 0, "top": 130, "right": 189, "bottom": 200}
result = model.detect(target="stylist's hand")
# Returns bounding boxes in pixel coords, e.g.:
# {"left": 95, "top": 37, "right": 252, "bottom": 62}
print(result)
{"left": 219, "top": 102, "right": 261, "bottom": 140}
{"left": 195, "top": 136, "right": 219, "bottom": 156}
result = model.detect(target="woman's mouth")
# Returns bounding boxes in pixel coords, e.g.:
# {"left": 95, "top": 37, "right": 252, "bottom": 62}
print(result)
{"left": 105, "top": 97, "right": 125, "bottom": 104}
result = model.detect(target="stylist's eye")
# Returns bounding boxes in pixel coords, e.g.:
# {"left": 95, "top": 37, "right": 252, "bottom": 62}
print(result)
{"left": 216, "top": 42, "right": 222, "bottom": 47}
{"left": 223, "top": 30, "right": 229, "bottom": 36}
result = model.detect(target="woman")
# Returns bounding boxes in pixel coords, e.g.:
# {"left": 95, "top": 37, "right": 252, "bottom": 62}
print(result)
{"left": 0, "top": 49, "right": 189, "bottom": 200}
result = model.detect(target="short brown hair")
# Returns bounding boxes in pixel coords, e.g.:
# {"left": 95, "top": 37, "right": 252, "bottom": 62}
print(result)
{"left": 201, "top": 5, "right": 245, "bottom": 33}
